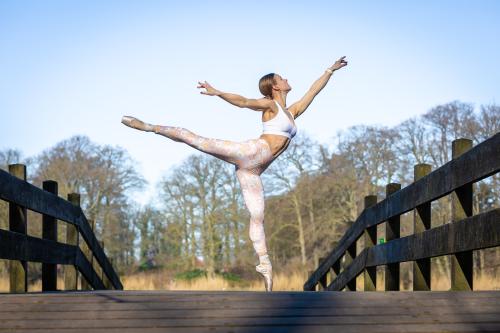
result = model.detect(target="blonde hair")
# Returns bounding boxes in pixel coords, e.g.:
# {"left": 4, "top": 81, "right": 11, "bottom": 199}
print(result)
{"left": 259, "top": 73, "right": 276, "bottom": 99}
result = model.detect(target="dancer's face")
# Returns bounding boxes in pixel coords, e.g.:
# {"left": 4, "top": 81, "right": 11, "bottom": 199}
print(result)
{"left": 273, "top": 75, "right": 292, "bottom": 93}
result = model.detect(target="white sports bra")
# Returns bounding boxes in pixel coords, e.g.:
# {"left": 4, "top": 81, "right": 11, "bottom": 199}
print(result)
{"left": 262, "top": 100, "right": 298, "bottom": 139}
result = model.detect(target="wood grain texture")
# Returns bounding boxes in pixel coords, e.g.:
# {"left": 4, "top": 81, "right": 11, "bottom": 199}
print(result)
{"left": 305, "top": 133, "right": 500, "bottom": 291}
{"left": 0, "top": 290, "right": 498, "bottom": 332}
{"left": 327, "top": 209, "right": 500, "bottom": 291}
{"left": 0, "top": 168, "right": 122, "bottom": 289}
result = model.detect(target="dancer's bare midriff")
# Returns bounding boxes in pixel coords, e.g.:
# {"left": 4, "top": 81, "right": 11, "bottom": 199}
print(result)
{"left": 259, "top": 134, "right": 291, "bottom": 158}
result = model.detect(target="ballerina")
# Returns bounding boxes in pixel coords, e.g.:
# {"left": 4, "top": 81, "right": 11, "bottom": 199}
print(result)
{"left": 121, "top": 56, "right": 348, "bottom": 291}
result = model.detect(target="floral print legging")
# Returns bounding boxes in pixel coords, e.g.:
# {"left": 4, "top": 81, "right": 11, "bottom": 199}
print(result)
{"left": 155, "top": 126, "right": 275, "bottom": 258}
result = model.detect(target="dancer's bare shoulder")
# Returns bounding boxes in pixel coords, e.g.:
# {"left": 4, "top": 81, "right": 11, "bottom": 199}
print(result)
{"left": 244, "top": 97, "right": 274, "bottom": 112}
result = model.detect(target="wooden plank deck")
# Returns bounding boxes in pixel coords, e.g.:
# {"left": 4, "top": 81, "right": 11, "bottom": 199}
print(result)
{"left": 1, "top": 290, "right": 499, "bottom": 332}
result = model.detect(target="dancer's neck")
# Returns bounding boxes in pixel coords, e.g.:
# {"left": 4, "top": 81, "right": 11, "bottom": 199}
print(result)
{"left": 273, "top": 91, "right": 288, "bottom": 109}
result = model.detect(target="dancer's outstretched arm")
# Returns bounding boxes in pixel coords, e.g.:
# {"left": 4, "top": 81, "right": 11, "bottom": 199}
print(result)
{"left": 288, "top": 56, "right": 348, "bottom": 119}
{"left": 197, "top": 81, "right": 273, "bottom": 111}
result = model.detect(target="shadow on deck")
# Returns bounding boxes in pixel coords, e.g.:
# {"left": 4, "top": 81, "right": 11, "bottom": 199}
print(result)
{"left": 1, "top": 289, "right": 500, "bottom": 332}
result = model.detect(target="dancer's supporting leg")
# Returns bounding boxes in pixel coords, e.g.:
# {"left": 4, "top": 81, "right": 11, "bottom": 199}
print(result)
{"left": 235, "top": 168, "right": 273, "bottom": 292}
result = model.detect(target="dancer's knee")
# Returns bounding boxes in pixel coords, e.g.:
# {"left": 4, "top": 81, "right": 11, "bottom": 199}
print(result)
{"left": 156, "top": 126, "right": 193, "bottom": 143}
{"left": 249, "top": 221, "right": 265, "bottom": 242}
{"left": 249, "top": 209, "right": 264, "bottom": 224}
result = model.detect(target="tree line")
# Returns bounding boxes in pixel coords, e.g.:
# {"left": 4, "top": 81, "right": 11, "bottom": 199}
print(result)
{"left": 1, "top": 100, "right": 498, "bottom": 285}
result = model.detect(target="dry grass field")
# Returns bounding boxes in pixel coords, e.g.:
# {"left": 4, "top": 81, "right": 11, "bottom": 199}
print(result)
{"left": 1, "top": 269, "right": 498, "bottom": 292}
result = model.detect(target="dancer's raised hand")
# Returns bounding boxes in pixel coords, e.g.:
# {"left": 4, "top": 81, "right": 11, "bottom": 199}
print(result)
{"left": 197, "top": 81, "right": 221, "bottom": 96}
{"left": 329, "top": 56, "right": 348, "bottom": 71}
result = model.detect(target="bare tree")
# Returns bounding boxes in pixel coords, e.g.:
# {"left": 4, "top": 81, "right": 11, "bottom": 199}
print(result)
{"left": 31, "top": 135, "right": 146, "bottom": 272}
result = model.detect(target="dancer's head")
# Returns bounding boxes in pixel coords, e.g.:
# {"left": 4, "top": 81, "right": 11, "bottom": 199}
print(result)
{"left": 259, "top": 73, "right": 291, "bottom": 99}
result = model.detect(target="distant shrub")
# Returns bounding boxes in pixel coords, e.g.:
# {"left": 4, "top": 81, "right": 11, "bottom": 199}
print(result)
{"left": 175, "top": 269, "right": 207, "bottom": 280}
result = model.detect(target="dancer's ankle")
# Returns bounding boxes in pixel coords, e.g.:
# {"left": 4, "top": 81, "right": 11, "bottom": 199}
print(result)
{"left": 153, "top": 125, "right": 161, "bottom": 134}
{"left": 259, "top": 254, "right": 271, "bottom": 266}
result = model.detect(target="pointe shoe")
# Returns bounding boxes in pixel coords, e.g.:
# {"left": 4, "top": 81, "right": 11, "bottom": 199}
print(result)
{"left": 256, "top": 264, "right": 273, "bottom": 292}
{"left": 121, "top": 116, "right": 153, "bottom": 131}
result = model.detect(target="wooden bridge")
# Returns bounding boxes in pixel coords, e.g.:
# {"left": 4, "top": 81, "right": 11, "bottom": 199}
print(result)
{"left": 1, "top": 290, "right": 499, "bottom": 332}
{"left": 1, "top": 133, "right": 499, "bottom": 332}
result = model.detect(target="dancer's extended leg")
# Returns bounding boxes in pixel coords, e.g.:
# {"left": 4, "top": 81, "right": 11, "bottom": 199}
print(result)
{"left": 236, "top": 168, "right": 273, "bottom": 291}
{"left": 121, "top": 115, "right": 265, "bottom": 166}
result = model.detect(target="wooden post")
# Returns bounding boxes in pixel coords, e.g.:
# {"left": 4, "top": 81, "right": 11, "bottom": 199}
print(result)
{"left": 363, "top": 195, "right": 377, "bottom": 291}
{"left": 318, "top": 257, "right": 327, "bottom": 290}
{"left": 307, "top": 270, "right": 316, "bottom": 291}
{"left": 8, "top": 164, "right": 27, "bottom": 293}
{"left": 331, "top": 241, "right": 341, "bottom": 284}
{"left": 385, "top": 183, "right": 401, "bottom": 291}
{"left": 345, "top": 241, "right": 357, "bottom": 291}
{"left": 65, "top": 193, "right": 80, "bottom": 290}
{"left": 451, "top": 138, "right": 474, "bottom": 290}
{"left": 331, "top": 260, "right": 341, "bottom": 278}
{"left": 81, "top": 219, "right": 95, "bottom": 290}
{"left": 413, "top": 164, "right": 432, "bottom": 291}
{"left": 42, "top": 180, "right": 58, "bottom": 292}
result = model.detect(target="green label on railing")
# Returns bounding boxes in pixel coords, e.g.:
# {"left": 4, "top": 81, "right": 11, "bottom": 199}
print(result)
{"left": 379, "top": 238, "right": 385, "bottom": 244}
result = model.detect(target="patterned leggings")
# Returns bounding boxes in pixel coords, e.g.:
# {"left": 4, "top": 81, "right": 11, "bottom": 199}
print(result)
{"left": 155, "top": 126, "right": 275, "bottom": 258}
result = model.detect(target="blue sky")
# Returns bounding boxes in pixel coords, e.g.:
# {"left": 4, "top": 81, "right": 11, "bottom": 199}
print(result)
{"left": 1, "top": 0, "right": 499, "bottom": 205}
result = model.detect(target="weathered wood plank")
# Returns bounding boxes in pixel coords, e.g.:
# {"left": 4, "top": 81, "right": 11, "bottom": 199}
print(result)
{"left": 42, "top": 180, "right": 58, "bottom": 292}
{"left": 5, "top": 324, "right": 500, "bottom": 333}
{"left": 364, "top": 195, "right": 378, "bottom": 291}
{"left": 384, "top": 183, "right": 401, "bottom": 291}
{"left": 2, "top": 313, "right": 500, "bottom": 329}
{"left": 0, "top": 229, "right": 76, "bottom": 265}
{"left": 0, "top": 169, "right": 122, "bottom": 290}
{"left": 64, "top": 193, "right": 80, "bottom": 291}
{"left": 2, "top": 297, "right": 499, "bottom": 313}
{"left": 0, "top": 230, "right": 105, "bottom": 290}
{"left": 75, "top": 249, "right": 105, "bottom": 290}
{"left": 2, "top": 290, "right": 499, "bottom": 300}
{"left": 8, "top": 164, "right": 28, "bottom": 293}
{"left": 1, "top": 304, "right": 499, "bottom": 320}
{"left": 0, "top": 169, "right": 81, "bottom": 227}
{"left": 328, "top": 209, "right": 500, "bottom": 290}
{"left": 367, "top": 208, "right": 500, "bottom": 265}
{"left": 413, "top": 163, "right": 432, "bottom": 291}
{"left": 450, "top": 138, "right": 474, "bottom": 291}
{"left": 1, "top": 291, "right": 498, "bottom": 332}
{"left": 304, "top": 132, "right": 500, "bottom": 291}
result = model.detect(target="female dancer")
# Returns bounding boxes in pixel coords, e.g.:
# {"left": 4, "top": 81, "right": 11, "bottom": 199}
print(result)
{"left": 121, "top": 56, "right": 348, "bottom": 291}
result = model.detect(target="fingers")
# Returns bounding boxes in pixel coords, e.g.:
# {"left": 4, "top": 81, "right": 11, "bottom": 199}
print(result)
{"left": 332, "top": 56, "right": 348, "bottom": 68}
{"left": 197, "top": 81, "right": 212, "bottom": 89}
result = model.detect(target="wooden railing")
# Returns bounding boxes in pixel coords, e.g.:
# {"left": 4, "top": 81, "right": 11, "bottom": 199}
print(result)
{"left": 0, "top": 164, "right": 122, "bottom": 292}
{"left": 304, "top": 133, "right": 500, "bottom": 291}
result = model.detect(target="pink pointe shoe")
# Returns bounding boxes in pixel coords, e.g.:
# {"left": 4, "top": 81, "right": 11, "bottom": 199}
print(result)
{"left": 256, "top": 264, "right": 273, "bottom": 292}
{"left": 121, "top": 116, "right": 154, "bottom": 132}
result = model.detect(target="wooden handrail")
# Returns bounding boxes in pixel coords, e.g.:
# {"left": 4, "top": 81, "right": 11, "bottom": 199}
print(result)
{"left": 0, "top": 169, "right": 122, "bottom": 290}
{"left": 0, "top": 229, "right": 106, "bottom": 289}
{"left": 304, "top": 132, "right": 500, "bottom": 291}
{"left": 327, "top": 209, "right": 500, "bottom": 290}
